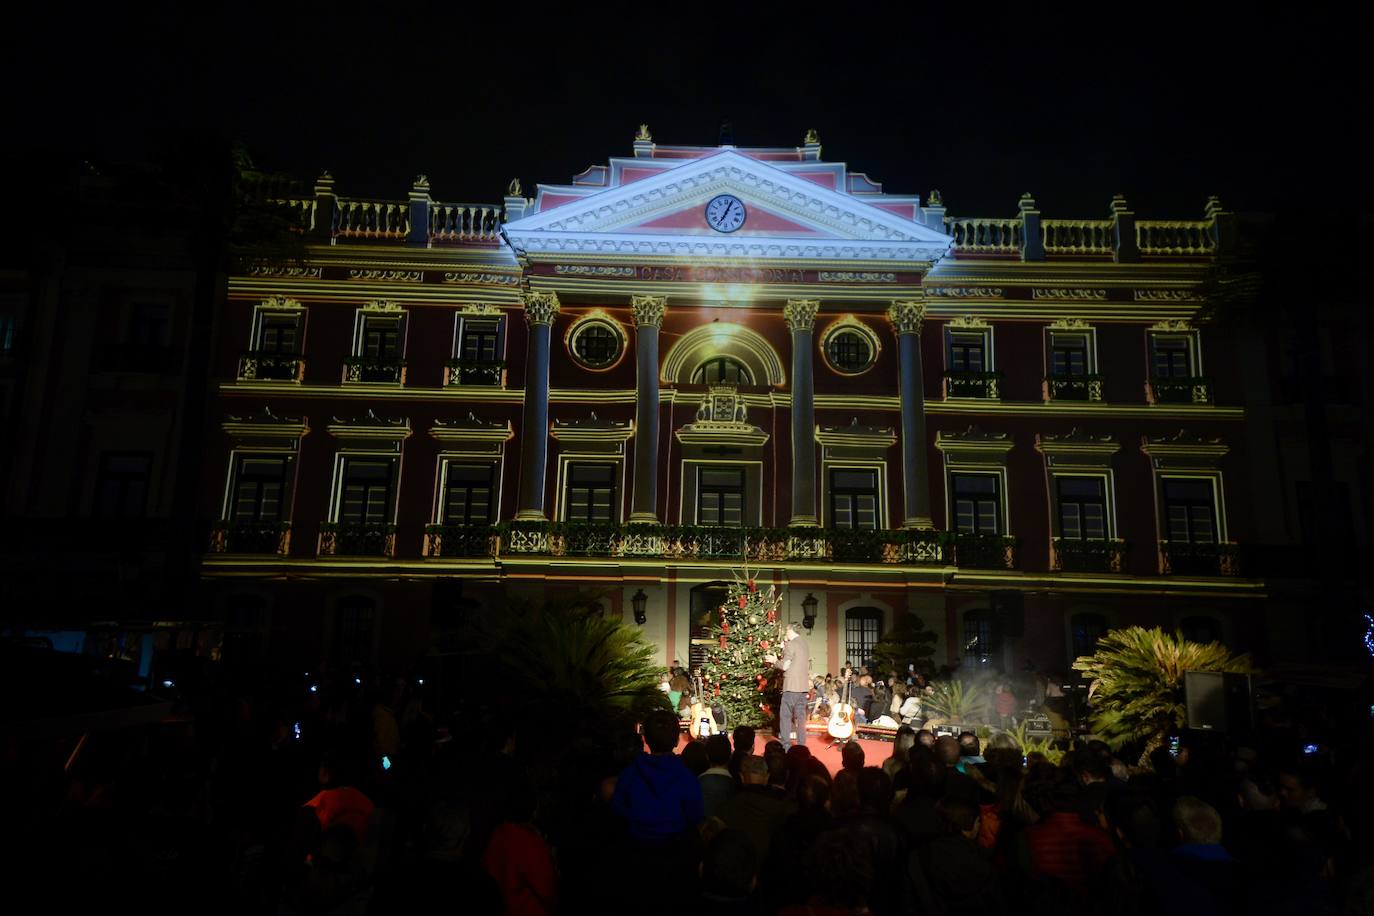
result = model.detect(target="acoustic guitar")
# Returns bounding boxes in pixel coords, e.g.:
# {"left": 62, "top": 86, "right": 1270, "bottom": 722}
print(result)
{"left": 828, "top": 673, "right": 855, "bottom": 741}
{"left": 689, "top": 675, "right": 719, "bottom": 738}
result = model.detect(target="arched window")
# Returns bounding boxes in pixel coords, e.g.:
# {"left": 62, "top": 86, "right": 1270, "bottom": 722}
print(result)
{"left": 1180, "top": 615, "right": 1220, "bottom": 645}
{"left": 845, "top": 607, "right": 883, "bottom": 668}
{"left": 689, "top": 582, "right": 731, "bottom": 670}
{"left": 692, "top": 357, "right": 754, "bottom": 385}
{"left": 1071, "top": 612, "right": 1109, "bottom": 660}
{"left": 334, "top": 595, "right": 376, "bottom": 668}
{"left": 963, "top": 609, "right": 1000, "bottom": 667}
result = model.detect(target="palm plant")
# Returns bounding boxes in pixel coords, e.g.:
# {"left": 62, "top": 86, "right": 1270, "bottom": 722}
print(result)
{"left": 1005, "top": 719, "right": 1065, "bottom": 766}
{"left": 1072, "top": 626, "right": 1251, "bottom": 764}
{"left": 922, "top": 680, "right": 987, "bottom": 726}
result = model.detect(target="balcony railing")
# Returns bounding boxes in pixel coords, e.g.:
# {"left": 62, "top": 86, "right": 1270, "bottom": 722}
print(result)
{"left": 1051, "top": 537, "right": 1126, "bottom": 573}
{"left": 1148, "top": 376, "right": 1212, "bottom": 405}
{"left": 944, "top": 216, "right": 1022, "bottom": 255}
{"left": 343, "top": 355, "right": 407, "bottom": 384}
{"left": 494, "top": 523, "right": 950, "bottom": 565}
{"left": 943, "top": 371, "right": 1002, "bottom": 399}
{"left": 1041, "top": 219, "right": 1114, "bottom": 256}
{"left": 424, "top": 524, "right": 500, "bottom": 557}
{"left": 209, "top": 521, "right": 291, "bottom": 555}
{"left": 444, "top": 358, "right": 505, "bottom": 387}
{"left": 951, "top": 534, "right": 1018, "bottom": 569}
{"left": 1043, "top": 374, "right": 1103, "bottom": 402}
{"left": 319, "top": 522, "right": 397, "bottom": 557}
{"left": 238, "top": 351, "right": 305, "bottom": 382}
{"left": 1158, "top": 540, "right": 1240, "bottom": 576}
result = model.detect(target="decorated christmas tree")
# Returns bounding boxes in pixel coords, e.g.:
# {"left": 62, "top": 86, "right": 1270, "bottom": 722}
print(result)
{"left": 699, "top": 569, "right": 785, "bottom": 729}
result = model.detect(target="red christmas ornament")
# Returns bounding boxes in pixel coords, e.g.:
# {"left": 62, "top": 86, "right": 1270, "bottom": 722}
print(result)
{"left": 719, "top": 636, "right": 727, "bottom": 648}
{"left": 760, "top": 640, "right": 770, "bottom": 650}
{"left": 748, "top": 579, "right": 756, "bottom": 592}
{"left": 738, "top": 595, "right": 748, "bottom": 609}
{"left": 713, "top": 687, "right": 720, "bottom": 697}
{"left": 766, "top": 610, "right": 776, "bottom": 623}
{"left": 722, "top": 621, "right": 730, "bottom": 634}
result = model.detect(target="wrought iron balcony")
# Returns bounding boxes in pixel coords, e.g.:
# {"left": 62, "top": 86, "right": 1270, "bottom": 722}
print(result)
{"left": 318, "top": 522, "right": 397, "bottom": 557}
{"left": 1051, "top": 537, "right": 1127, "bottom": 572}
{"left": 943, "top": 371, "right": 1002, "bottom": 399}
{"left": 209, "top": 520, "right": 291, "bottom": 555}
{"left": 238, "top": 351, "right": 305, "bottom": 382}
{"left": 495, "top": 523, "right": 948, "bottom": 565}
{"left": 1147, "top": 376, "right": 1212, "bottom": 405}
{"left": 444, "top": 358, "right": 505, "bottom": 387}
{"left": 951, "top": 533, "right": 1018, "bottom": 569}
{"left": 342, "top": 355, "right": 407, "bottom": 384}
{"left": 424, "top": 524, "right": 499, "bottom": 557}
{"left": 1158, "top": 540, "right": 1240, "bottom": 576}
{"left": 1043, "top": 374, "right": 1103, "bottom": 402}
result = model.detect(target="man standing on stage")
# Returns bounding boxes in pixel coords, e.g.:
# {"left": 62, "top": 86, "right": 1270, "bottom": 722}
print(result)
{"left": 765, "top": 622, "right": 810, "bottom": 751}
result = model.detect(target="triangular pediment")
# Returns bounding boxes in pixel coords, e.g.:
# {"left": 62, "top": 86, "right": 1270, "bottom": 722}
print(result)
{"left": 503, "top": 150, "right": 951, "bottom": 264}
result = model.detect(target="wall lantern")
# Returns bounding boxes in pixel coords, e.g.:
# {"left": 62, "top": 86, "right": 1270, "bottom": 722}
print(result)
{"left": 802, "top": 593, "right": 818, "bottom": 631}
{"left": 632, "top": 589, "right": 648, "bottom": 626}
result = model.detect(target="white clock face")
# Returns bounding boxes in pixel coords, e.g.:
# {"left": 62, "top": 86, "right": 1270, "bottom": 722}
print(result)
{"left": 705, "top": 194, "right": 747, "bottom": 233}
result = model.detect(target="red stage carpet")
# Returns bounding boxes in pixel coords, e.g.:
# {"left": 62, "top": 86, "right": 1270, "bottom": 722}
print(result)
{"left": 678, "top": 724, "right": 895, "bottom": 776}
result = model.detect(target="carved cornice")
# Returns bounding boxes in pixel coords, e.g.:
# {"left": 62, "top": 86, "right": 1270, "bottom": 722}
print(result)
{"left": 248, "top": 264, "right": 321, "bottom": 279}
{"left": 1048, "top": 317, "right": 1092, "bottom": 330}
{"left": 441, "top": 272, "right": 521, "bottom": 286}
{"left": 349, "top": 269, "right": 423, "bottom": 283}
{"left": 1141, "top": 429, "right": 1228, "bottom": 468}
{"left": 887, "top": 299, "right": 926, "bottom": 335}
{"left": 1035, "top": 428, "right": 1120, "bottom": 462}
{"left": 327, "top": 409, "right": 412, "bottom": 442}
{"left": 630, "top": 295, "right": 668, "bottom": 329}
{"left": 927, "top": 287, "right": 1002, "bottom": 299}
{"left": 947, "top": 315, "right": 989, "bottom": 329}
{"left": 222, "top": 406, "right": 309, "bottom": 441}
{"left": 522, "top": 290, "right": 561, "bottom": 326}
{"left": 1135, "top": 289, "right": 1197, "bottom": 301}
{"left": 550, "top": 412, "right": 635, "bottom": 443}
{"left": 360, "top": 299, "right": 404, "bottom": 313}
{"left": 935, "top": 426, "right": 1014, "bottom": 462}
{"left": 430, "top": 412, "right": 513, "bottom": 444}
{"left": 258, "top": 296, "right": 305, "bottom": 310}
{"left": 1150, "top": 318, "right": 1194, "bottom": 331}
{"left": 783, "top": 299, "right": 820, "bottom": 333}
{"left": 816, "top": 418, "right": 898, "bottom": 449}
{"left": 675, "top": 386, "right": 770, "bottom": 448}
{"left": 1032, "top": 288, "right": 1108, "bottom": 300}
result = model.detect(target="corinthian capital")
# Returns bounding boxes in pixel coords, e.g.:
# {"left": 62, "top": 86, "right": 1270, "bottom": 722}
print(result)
{"left": 630, "top": 295, "right": 667, "bottom": 329}
{"left": 521, "top": 290, "right": 561, "bottom": 326}
{"left": 887, "top": 299, "right": 926, "bottom": 335}
{"left": 783, "top": 299, "right": 820, "bottom": 333}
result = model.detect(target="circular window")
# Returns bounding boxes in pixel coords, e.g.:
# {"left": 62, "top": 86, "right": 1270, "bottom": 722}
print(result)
{"left": 570, "top": 319, "right": 623, "bottom": 369}
{"left": 824, "top": 327, "right": 876, "bottom": 374}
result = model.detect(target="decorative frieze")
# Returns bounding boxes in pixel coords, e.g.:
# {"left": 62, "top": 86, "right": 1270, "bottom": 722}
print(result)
{"left": 946, "top": 315, "right": 989, "bottom": 328}
{"left": 1048, "top": 317, "right": 1092, "bottom": 329}
{"left": 442, "top": 272, "right": 521, "bottom": 285}
{"left": 553, "top": 265, "right": 638, "bottom": 278}
{"left": 248, "top": 264, "right": 322, "bottom": 278}
{"left": 1134, "top": 289, "right": 1196, "bottom": 301}
{"left": 1150, "top": 318, "right": 1194, "bottom": 331}
{"left": 1032, "top": 288, "right": 1108, "bottom": 300}
{"left": 259, "top": 295, "right": 304, "bottom": 310}
{"left": 348, "top": 268, "right": 423, "bottom": 282}
{"left": 818, "top": 271, "right": 896, "bottom": 282}
{"left": 927, "top": 287, "right": 1004, "bottom": 298}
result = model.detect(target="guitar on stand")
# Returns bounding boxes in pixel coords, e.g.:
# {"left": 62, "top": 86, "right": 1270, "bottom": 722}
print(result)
{"left": 827, "top": 670, "right": 856, "bottom": 742}
{"left": 689, "top": 674, "right": 720, "bottom": 739}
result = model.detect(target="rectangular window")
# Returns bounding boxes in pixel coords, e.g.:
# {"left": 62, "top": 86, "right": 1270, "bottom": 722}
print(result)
{"left": 231, "top": 456, "right": 290, "bottom": 522}
{"left": 1056, "top": 476, "right": 1108, "bottom": 540}
{"left": 1151, "top": 335, "right": 1193, "bottom": 378}
{"left": 951, "top": 473, "right": 1002, "bottom": 535}
{"left": 697, "top": 467, "right": 745, "bottom": 527}
{"left": 845, "top": 612, "right": 882, "bottom": 668}
{"left": 947, "top": 331, "right": 987, "bottom": 372}
{"left": 359, "top": 316, "right": 402, "bottom": 358}
{"left": 1049, "top": 332, "right": 1090, "bottom": 377}
{"left": 127, "top": 302, "right": 170, "bottom": 345}
{"left": 257, "top": 312, "right": 302, "bottom": 354}
{"left": 338, "top": 458, "right": 394, "bottom": 524}
{"left": 1161, "top": 477, "right": 1217, "bottom": 544}
{"left": 566, "top": 463, "right": 616, "bottom": 523}
{"left": 456, "top": 317, "right": 503, "bottom": 362}
{"left": 830, "top": 468, "right": 880, "bottom": 530}
{"left": 442, "top": 462, "right": 496, "bottom": 525}
{"left": 94, "top": 452, "right": 152, "bottom": 518}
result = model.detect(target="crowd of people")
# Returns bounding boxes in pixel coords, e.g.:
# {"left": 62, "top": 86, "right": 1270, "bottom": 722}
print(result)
{"left": 6, "top": 658, "right": 1373, "bottom": 916}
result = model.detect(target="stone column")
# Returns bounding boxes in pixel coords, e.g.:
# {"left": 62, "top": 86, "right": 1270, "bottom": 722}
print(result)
{"left": 630, "top": 295, "right": 667, "bottom": 523}
{"left": 514, "top": 291, "right": 560, "bottom": 520}
{"left": 785, "top": 299, "right": 821, "bottom": 527}
{"left": 889, "top": 299, "right": 933, "bottom": 528}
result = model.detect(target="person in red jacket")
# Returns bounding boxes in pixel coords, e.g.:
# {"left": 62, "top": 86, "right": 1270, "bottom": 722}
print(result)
{"left": 1020, "top": 775, "right": 1117, "bottom": 894}
{"left": 481, "top": 780, "right": 557, "bottom": 916}
{"left": 303, "top": 750, "right": 374, "bottom": 846}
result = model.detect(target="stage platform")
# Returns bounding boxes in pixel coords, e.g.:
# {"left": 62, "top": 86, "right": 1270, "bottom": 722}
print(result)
{"left": 678, "top": 721, "right": 899, "bottom": 776}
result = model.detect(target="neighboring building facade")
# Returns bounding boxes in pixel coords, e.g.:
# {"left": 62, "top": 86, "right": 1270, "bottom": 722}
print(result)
{"left": 200, "top": 129, "right": 1305, "bottom": 680}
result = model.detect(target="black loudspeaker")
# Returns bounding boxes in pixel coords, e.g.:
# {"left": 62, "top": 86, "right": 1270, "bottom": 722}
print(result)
{"left": 994, "top": 591, "right": 1025, "bottom": 638}
{"left": 1184, "top": 671, "right": 1254, "bottom": 733}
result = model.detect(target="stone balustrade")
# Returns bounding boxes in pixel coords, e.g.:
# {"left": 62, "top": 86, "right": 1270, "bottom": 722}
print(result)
{"left": 1137, "top": 220, "right": 1216, "bottom": 256}
{"left": 944, "top": 216, "right": 1023, "bottom": 255}
{"left": 1041, "top": 219, "right": 1115, "bottom": 256}
{"left": 334, "top": 199, "right": 411, "bottom": 240}
{"left": 431, "top": 203, "right": 504, "bottom": 243}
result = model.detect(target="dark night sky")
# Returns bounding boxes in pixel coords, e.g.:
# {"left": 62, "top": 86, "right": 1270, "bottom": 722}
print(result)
{"left": 7, "top": 3, "right": 1364, "bottom": 218}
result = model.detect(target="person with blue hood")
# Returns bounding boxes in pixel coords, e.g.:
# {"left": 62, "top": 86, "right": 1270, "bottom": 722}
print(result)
{"left": 612, "top": 708, "right": 705, "bottom": 844}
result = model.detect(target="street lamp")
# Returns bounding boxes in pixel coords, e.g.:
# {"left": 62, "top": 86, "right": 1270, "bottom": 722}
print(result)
{"left": 632, "top": 589, "right": 647, "bottom": 625}
{"left": 802, "top": 593, "right": 818, "bottom": 631}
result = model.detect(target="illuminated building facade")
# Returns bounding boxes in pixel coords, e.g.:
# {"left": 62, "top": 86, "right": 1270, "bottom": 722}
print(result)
{"left": 203, "top": 128, "right": 1281, "bottom": 678}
